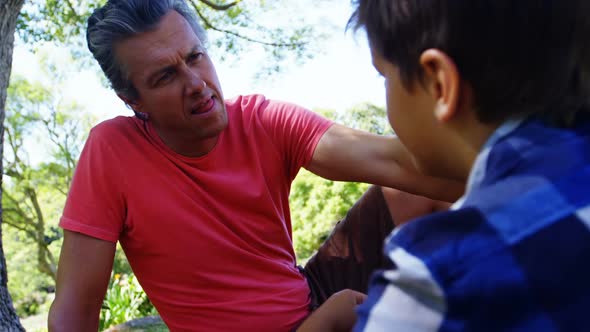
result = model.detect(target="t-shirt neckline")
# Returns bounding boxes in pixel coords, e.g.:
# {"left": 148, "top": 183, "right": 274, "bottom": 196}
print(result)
{"left": 142, "top": 118, "right": 227, "bottom": 164}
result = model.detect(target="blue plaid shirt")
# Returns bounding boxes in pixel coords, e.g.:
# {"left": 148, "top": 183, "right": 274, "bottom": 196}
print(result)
{"left": 355, "top": 114, "right": 590, "bottom": 331}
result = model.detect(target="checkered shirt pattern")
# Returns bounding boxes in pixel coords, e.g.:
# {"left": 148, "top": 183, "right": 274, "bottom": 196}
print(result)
{"left": 355, "top": 114, "right": 590, "bottom": 332}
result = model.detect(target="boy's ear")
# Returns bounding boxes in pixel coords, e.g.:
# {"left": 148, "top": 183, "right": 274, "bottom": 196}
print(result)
{"left": 419, "top": 49, "right": 461, "bottom": 123}
{"left": 117, "top": 93, "right": 141, "bottom": 112}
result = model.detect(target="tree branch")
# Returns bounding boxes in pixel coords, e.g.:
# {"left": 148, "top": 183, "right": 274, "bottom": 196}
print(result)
{"left": 190, "top": 0, "right": 307, "bottom": 48}
{"left": 64, "top": 0, "right": 78, "bottom": 18}
{"left": 2, "top": 218, "right": 38, "bottom": 241}
{"left": 25, "top": 187, "right": 45, "bottom": 230}
{"left": 3, "top": 191, "right": 34, "bottom": 224}
{"left": 35, "top": 226, "right": 58, "bottom": 282}
{"left": 37, "top": 244, "right": 57, "bottom": 282}
{"left": 42, "top": 114, "right": 78, "bottom": 191}
{"left": 46, "top": 114, "right": 78, "bottom": 177}
{"left": 4, "top": 126, "right": 25, "bottom": 175}
{"left": 54, "top": 186, "right": 69, "bottom": 197}
{"left": 6, "top": 182, "right": 57, "bottom": 282}
{"left": 44, "top": 247, "right": 57, "bottom": 272}
{"left": 197, "top": 0, "right": 240, "bottom": 11}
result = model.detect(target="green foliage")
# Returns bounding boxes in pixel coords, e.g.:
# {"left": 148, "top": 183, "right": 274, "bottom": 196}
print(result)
{"left": 99, "top": 273, "right": 158, "bottom": 331}
{"left": 318, "top": 103, "right": 394, "bottom": 136}
{"left": 4, "top": 226, "right": 55, "bottom": 318}
{"left": 3, "top": 72, "right": 91, "bottom": 286}
{"left": 290, "top": 103, "right": 389, "bottom": 260}
{"left": 189, "top": 0, "right": 325, "bottom": 76}
{"left": 99, "top": 247, "right": 158, "bottom": 330}
{"left": 17, "top": 0, "right": 103, "bottom": 45}
{"left": 290, "top": 170, "right": 368, "bottom": 260}
{"left": 112, "top": 245, "right": 134, "bottom": 276}
{"left": 3, "top": 51, "right": 95, "bottom": 317}
{"left": 16, "top": 0, "right": 323, "bottom": 76}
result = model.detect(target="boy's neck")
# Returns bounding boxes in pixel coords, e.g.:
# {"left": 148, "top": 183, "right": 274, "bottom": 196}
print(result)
{"left": 448, "top": 116, "right": 502, "bottom": 181}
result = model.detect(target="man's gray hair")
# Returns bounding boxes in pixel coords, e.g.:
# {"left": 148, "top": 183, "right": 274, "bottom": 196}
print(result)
{"left": 87, "top": 0, "right": 207, "bottom": 101}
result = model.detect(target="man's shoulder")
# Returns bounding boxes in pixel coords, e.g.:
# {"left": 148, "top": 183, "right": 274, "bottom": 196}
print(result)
{"left": 225, "top": 94, "right": 307, "bottom": 114}
{"left": 90, "top": 115, "right": 138, "bottom": 137}
{"left": 84, "top": 116, "right": 144, "bottom": 156}
{"left": 224, "top": 94, "right": 317, "bottom": 134}
{"left": 224, "top": 94, "right": 268, "bottom": 112}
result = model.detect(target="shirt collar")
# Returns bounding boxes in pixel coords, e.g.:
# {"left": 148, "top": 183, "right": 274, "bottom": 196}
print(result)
{"left": 452, "top": 117, "right": 526, "bottom": 210}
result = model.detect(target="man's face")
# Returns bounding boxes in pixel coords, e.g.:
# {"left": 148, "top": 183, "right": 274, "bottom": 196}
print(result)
{"left": 115, "top": 10, "right": 227, "bottom": 154}
{"left": 371, "top": 48, "right": 447, "bottom": 177}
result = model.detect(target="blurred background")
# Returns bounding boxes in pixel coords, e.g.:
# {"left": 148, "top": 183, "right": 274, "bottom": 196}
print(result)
{"left": 2, "top": 0, "right": 390, "bottom": 330}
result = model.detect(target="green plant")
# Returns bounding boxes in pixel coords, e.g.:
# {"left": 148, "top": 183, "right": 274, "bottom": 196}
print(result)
{"left": 99, "top": 273, "right": 158, "bottom": 331}
{"left": 4, "top": 226, "right": 55, "bottom": 318}
{"left": 290, "top": 170, "right": 368, "bottom": 260}
{"left": 290, "top": 104, "right": 388, "bottom": 261}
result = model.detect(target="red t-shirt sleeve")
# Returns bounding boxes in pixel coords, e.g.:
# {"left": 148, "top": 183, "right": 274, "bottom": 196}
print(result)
{"left": 59, "top": 124, "right": 127, "bottom": 242}
{"left": 255, "top": 97, "right": 333, "bottom": 179}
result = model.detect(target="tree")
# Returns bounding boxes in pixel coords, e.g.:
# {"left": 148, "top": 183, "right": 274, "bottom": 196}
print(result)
{"left": 0, "top": 0, "right": 27, "bottom": 329}
{"left": 3, "top": 76, "right": 89, "bottom": 284}
{"left": 319, "top": 103, "right": 394, "bottom": 136}
{"left": 17, "top": 0, "right": 322, "bottom": 75}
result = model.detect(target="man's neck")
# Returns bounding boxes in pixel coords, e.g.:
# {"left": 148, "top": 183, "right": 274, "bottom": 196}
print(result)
{"left": 157, "top": 128, "right": 220, "bottom": 158}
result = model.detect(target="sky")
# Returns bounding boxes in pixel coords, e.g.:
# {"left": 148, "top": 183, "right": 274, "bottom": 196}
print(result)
{"left": 11, "top": 1, "right": 386, "bottom": 124}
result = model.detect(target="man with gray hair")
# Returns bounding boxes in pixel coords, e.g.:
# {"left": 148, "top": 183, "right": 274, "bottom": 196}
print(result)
{"left": 48, "top": 0, "right": 461, "bottom": 330}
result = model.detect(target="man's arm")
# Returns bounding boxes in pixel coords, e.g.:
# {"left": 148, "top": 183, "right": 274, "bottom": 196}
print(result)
{"left": 297, "top": 289, "right": 366, "bottom": 332}
{"left": 307, "top": 124, "right": 464, "bottom": 202}
{"left": 48, "top": 230, "right": 116, "bottom": 332}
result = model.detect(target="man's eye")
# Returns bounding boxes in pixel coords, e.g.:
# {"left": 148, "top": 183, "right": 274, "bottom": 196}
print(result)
{"left": 188, "top": 52, "right": 203, "bottom": 63}
{"left": 157, "top": 71, "right": 175, "bottom": 85}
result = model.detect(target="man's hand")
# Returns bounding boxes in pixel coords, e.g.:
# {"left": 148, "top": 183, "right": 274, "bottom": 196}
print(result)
{"left": 297, "top": 289, "right": 367, "bottom": 332}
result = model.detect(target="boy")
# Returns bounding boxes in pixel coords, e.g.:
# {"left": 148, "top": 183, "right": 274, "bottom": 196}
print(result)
{"left": 298, "top": 0, "right": 590, "bottom": 331}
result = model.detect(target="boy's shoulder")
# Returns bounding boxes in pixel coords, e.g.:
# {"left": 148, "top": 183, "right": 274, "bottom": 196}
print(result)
{"left": 395, "top": 115, "right": 590, "bottom": 262}
{"left": 463, "top": 115, "right": 590, "bottom": 235}
{"left": 382, "top": 201, "right": 590, "bottom": 330}
{"left": 392, "top": 195, "right": 590, "bottom": 269}
{"left": 383, "top": 116, "right": 590, "bottom": 329}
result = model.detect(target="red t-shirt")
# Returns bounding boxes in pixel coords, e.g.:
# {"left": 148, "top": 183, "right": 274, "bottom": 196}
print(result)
{"left": 60, "top": 95, "right": 333, "bottom": 331}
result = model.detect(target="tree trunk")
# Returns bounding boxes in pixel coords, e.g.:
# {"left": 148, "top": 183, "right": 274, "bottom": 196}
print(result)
{"left": 0, "top": 0, "right": 27, "bottom": 330}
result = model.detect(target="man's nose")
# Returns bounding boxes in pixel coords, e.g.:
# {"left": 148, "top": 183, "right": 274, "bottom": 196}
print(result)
{"left": 184, "top": 68, "right": 206, "bottom": 96}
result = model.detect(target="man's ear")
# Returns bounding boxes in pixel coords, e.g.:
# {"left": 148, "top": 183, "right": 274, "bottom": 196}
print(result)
{"left": 117, "top": 93, "right": 141, "bottom": 112}
{"left": 419, "top": 49, "right": 461, "bottom": 123}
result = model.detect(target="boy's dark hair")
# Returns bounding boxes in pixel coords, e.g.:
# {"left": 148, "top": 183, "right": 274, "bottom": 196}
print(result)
{"left": 349, "top": 0, "right": 590, "bottom": 126}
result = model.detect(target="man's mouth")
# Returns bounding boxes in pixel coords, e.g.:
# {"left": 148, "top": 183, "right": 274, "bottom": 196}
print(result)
{"left": 190, "top": 97, "right": 215, "bottom": 115}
